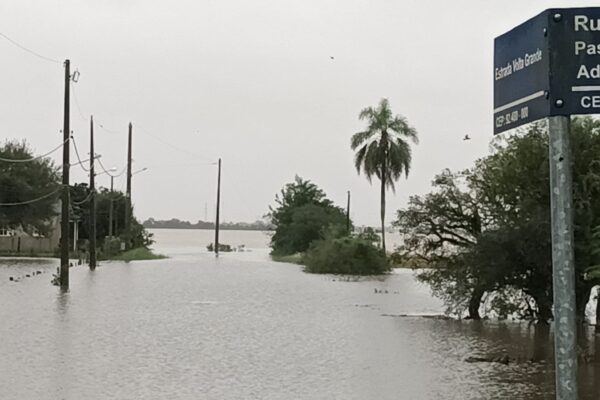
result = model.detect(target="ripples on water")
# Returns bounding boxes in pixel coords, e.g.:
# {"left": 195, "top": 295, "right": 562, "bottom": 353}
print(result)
{"left": 0, "top": 229, "right": 599, "bottom": 399}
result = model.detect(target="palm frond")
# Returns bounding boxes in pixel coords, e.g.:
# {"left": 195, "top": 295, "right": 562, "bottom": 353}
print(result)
{"left": 358, "top": 107, "right": 375, "bottom": 121}
{"left": 351, "top": 130, "right": 375, "bottom": 150}
{"left": 354, "top": 145, "right": 368, "bottom": 174}
{"left": 352, "top": 98, "right": 418, "bottom": 192}
{"left": 389, "top": 116, "right": 419, "bottom": 144}
{"left": 363, "top": 140, "right": 382, "bottom": 182}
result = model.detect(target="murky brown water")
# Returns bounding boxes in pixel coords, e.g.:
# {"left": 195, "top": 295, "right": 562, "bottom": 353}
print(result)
{"left": 1, "top": 229, "right": 599, "bottom": 399}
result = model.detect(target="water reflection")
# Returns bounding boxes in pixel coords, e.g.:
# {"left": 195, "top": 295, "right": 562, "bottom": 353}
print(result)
{"left": 55, "top": 287, "right": 70, "bottom": 314}
{"left": 0, "top": 231, "right": 599, "bottom": 399}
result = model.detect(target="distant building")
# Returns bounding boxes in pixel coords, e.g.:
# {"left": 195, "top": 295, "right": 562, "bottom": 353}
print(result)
{"left": 0, "top": 203, "right": 61, "bottom": 255}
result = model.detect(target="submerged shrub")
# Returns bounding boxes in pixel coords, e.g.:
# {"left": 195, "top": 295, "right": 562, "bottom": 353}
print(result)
{"left": 304, "top": 237, "right": 389, "bottom": 275}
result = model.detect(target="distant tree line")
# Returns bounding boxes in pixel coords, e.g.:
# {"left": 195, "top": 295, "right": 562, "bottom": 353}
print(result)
{"left": 143, "top": 218, "right": 274, "bottom": 231}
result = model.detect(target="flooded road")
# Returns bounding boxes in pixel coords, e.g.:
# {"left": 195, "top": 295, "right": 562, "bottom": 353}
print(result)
{"left": 1, "top": 229, "right": 599, "bottom": 399}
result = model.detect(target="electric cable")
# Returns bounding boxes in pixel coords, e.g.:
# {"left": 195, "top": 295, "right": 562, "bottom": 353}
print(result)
{"left": 0, "top": 32, "right": 60, "bottom": 64}
{"left": 0, "top": 186, "right": 62, "bottom": 206}
{"left": 0, "top": 137, "right": 69, "bottom": 163}
{"left": 70, "top": 136, "right": 90, "bottom": 172}
{"left": 71, "top": 191, "right": 94, "bottom": 206}
{"left": 70, "top": 82, "right": 88, "bottom": 122}
{"left": 97, "top": 158, "right": 126, "bottom": 178}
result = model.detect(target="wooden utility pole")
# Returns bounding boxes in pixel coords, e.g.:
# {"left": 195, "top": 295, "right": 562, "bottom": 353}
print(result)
{"left": 346, "top": 190, "right": 351, "bottom": 235}
{"left": 59, "top": 59, "right": 71, "bottom": 288}
{"left": 89, "top": 116, "right": 97, "bottom": 269}
{"left": 214, "top": 158, "right": 221, "bottom": 256}
{"left": 125, "top": 122, "right": 132, "bottom": 248}
{"left": 108, "top": 176, "right": 114, "bottom": 237}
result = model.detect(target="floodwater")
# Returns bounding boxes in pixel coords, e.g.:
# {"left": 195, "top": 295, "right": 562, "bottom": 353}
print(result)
{"left": 0, "top": 229, "right": 599, "bottom": 399}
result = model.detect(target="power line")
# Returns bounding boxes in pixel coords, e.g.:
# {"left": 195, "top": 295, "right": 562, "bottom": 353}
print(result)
{"left": 0, "top": 137, "right": 69, "bottom": 163}
{"left": 70, "top": 82, "right": 88, "bottom": 122}
{"left": 71, "top": 191, "right": 94, "bottom": 206}
{"left": 0, "top": 186, "right": 62, "bottom": 206}
{"left": 98, "top": 159, "right": 127, "bottom": 178}
{"left": 135, "top": 124, "right": 214, "bottom": 162}
{"left": 97, "top": 121, "right": 120, "bottom": 135}
{"left": 70, "top": 136, "right": 90, "bottom": 172}
{"left": 97, "top": 158, "right": 126, "bottom": 178}
{"left": 0, "top": 32, "right": 60, "bottom": 64}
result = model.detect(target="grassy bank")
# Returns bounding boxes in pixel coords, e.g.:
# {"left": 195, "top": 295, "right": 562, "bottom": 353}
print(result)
{"left": 270, "top": 253, "right": 304, "bottom": 265}
{"left": 105, "top": 247, "right": 167, "bottom": 262}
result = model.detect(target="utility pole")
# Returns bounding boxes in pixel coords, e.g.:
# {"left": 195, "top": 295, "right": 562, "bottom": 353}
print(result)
{"left": 59, "top": 59, "right": 71, "bottom": 289}
{"left": 214, "top": 158, "right": 221, "bottom": 256}
{"left": 548, "top": 115, "right": 578, "bottom": 399}
{"left": 73, "top": 219, "right": 78, "bottom": 252}
{"left": 125, "top": 122, "right": 132, "bottom": 249}
{"left": 89, "top": 116, "right": 97, "bottom": 270}
{"left": 346, "top": 190, "right": 351, "bottom": 235}
{"left": 108, "top": 175, "right": 114, "bottom": 237}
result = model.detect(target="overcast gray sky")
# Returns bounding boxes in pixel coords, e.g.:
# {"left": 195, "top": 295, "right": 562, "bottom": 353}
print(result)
{"left": 0, "top": 0, "right": 591, "bottom": 226}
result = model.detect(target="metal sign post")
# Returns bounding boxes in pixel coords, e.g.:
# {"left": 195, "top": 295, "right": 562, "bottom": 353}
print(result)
{"left": 495, "top": 7, "right": 600, "bottom": 399}
{"left": 548, "top": 115, "right": 578, "bottom": 400}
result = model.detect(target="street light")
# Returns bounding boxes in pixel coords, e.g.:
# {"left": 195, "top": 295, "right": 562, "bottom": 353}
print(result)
{"left": 132, "top": 167, "right": 148, "bottom": 176}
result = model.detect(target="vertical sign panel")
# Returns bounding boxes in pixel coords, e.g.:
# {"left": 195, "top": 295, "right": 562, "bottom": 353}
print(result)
{"left": 494, "top": 11, "right": 550, "bottom": 134}
{"left": 548, "top": 8, "right": 600, "bottom": 116}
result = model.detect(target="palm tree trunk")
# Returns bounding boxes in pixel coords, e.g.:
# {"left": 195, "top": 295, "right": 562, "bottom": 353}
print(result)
{"left": 380, "top": 174, "right": 386, "bottom": 254}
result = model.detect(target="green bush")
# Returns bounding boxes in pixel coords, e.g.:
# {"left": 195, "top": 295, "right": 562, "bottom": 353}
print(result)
{"left": 109, "top": 247, "right": 166, "bottom": 262}
{"left": 304, "top": 236, "right": 390, "bottom": 275}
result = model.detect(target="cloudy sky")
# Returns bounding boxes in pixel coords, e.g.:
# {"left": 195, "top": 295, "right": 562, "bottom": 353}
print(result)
{"left": 0, "top": 0, "right": 591, "bottom": 226}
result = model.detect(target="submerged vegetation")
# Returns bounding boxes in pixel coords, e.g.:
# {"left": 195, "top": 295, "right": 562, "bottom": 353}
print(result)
{"left": 304, "top": 236, "right": 389, "bottom": 275}
{"left": 268, "top": 176, "right": 387, "bottom": 275}
{"left": 267, "top": 176, "right": 347, "bottom": 257}
{"left": 393, "top": 117, "right": 600, "bottom": 323}
{"left": 107, "top": 247, "right": 166, "bottom": 262}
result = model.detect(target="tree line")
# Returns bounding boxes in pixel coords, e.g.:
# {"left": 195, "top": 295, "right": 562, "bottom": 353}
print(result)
{"left": 0, "top": 140, "right": 151, "bottom": 256}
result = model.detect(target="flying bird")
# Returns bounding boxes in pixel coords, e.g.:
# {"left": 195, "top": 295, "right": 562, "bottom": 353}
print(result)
{"left": 330, "top": 56, "right": 335, "bottom": 60}
{"left": 463, "top": 134, "right": 471, "bottom": 141}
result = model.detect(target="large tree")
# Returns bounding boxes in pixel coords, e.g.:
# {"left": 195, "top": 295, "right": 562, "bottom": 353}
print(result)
{"left": 0, "top": 140, "right": 60, "bottom": 235}
{"left": 70, "top": 183, "right": 152, "bottom": 250}
{"left": 395, "top": 118, "right": 600, "bottom": 323}
{"left": 268, "top": 176, "right": 347, "bottom": 255}
{"left": 351, "top": 98, "right": 418, "bottom": 253}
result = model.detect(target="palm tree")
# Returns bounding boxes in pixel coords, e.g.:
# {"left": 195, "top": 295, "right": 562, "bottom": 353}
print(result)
{"left": 351, "top": 98, "right": 418, "bottom": 253}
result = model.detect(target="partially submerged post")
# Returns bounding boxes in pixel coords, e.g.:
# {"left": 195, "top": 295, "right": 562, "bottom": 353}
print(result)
{"left": 89, "top": 115, "right": 97, "bottom": 270}
{"left": 108, "top": 175, "right": 114, "bottom": 237}
{"left": 548, "top": 115, "right": 578, "bottom": 398}
{"left": 125, "top": 122, "right": 133, "bottom": 249}
{"left": 214, "top": 158, "right": 221, "bottom": 256}
{"left": 60, "top": 59, "right": 71, "bottom": 289}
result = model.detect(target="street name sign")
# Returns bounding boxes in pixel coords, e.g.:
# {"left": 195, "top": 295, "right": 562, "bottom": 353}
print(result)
{"left": 494, "top": 7, "right": 600, "bottom": 134}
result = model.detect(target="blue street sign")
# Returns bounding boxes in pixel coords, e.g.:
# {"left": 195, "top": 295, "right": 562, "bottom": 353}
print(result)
{"left": 494, "top": 11, "right": 550, "bottom": 134}
{"left": 494, "top": 8, "right": 600, "bottom": 134}
{"left": 549, "top": 8, "right": 600, "bottom": 117}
